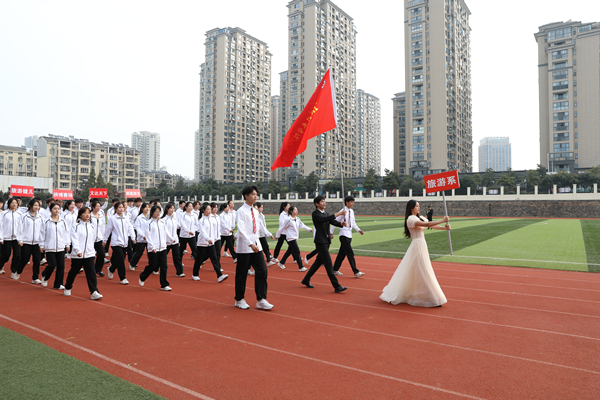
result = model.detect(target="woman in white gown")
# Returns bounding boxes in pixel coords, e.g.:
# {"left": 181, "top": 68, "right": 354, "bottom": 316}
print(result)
{"left": 380, "top": 200, "right": 450, "bottom": 307}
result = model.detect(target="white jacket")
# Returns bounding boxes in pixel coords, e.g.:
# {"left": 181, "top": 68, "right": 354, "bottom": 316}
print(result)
{"left": 146, "top": 218, "right": 167, "bottom": 252}
{"left": 134, "top": 214, "right": 150, "bottom": 243}
{"left": 129, "top": 206, "right": 140, "bottom": 224}
{"left": 40, "top": 207, "right": 52, "bottom": 221}
{"left": 70, "top": 221, "right": 96, "bottom": 259}
{"left": 281, "top": 216, "right": 312, "bottom": 241}
{"left": 163, "top": 214, "right": 180, "bottom": 245}
{"left": 192, "top": 209, "right": 200, "bottom": 231}
{"left": 219, "top": 211, "right": 234, "bottom": 236}
{"left": 104, "top": 214, "right": 135, "bottom": 247}
{"left": 275, "top": 211, "right": 291, "bottom": 239}
{"left": 62, "top": 211, "right": 77, "bottom": 236}
{"left": 0, "top": 209, "right": 23, "bottom": 242}
{"left": 210, "top": 213, "right": 221, "bottom": 241}
{"left": 90, "top": 211, "right": 106, "bottom": 243}
{"left": 17, "top": 211, "right": 44, "bottom": 245}
{"left": 178, "top": 212, "right": 197, "bottom": 238}
{"left": 196, "top": 215, "right": 216, "bottom": 247}
{"left": 258, "top": 213, "right": 272, "bottom": 238}
{"left": 40, "top": 218, "right": 70, "bottom": 252}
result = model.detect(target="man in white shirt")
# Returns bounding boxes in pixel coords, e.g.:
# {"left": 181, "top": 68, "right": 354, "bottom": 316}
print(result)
{"left": 331, "top": 196, "right": 365, "bottom": 278}
{"left": 129, "top": 197, "right": 143, "bottom": 224}
{"left": 233, "top": 186, "right": 273, "bottom": 311}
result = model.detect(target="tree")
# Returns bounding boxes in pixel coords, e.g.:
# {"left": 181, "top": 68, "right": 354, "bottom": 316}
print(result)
{"left": 498, "top": 168, "right": 519, "bottom": 193}
{"left": 82, "top": 167, "right": 97, "bottom": 195}
{"left": 266, "top": 180, "right": 282, "bottom": 196}
{"left": 399, "top": 175, "right": 424, "bottom": 196}
{"left": 305, "top": 172, "right": 319, "bottom": 195}
{"left": 458, "top": 175, "right": 478, "bottom": 195}
{"left": 322, "top": 178, "right": 355, "bottom": 195}
{"left": 96, "top": 171, "right": 107, "bottom": 189}
{"left": 292, "top": 176, "right": 308, "bottom": 194}
{"left": 174, "top": 178, "right": 185, "bottom": 191}
{"left": 480, "top": 168, "right": 496, "bottom": 189}
{"left": 382, "top": 169, "right": 400, "bottom": 191}
{"left": 363, "top": 168, "right": 379, "bottom": 192}
{"left": 578, "top": 165, "right": 600, "bottom": 191}
{"left": 552, "top": 170, "right": 578, "bottom": 189}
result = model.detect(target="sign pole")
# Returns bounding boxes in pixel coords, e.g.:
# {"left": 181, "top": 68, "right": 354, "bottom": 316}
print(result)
{"left": 442, "top": 191, "right": 453, "bottom": 255}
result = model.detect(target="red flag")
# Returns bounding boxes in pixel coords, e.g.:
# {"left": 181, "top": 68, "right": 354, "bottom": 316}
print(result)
{"left": 271, "top": 68, "right": 337, "bottom": 170}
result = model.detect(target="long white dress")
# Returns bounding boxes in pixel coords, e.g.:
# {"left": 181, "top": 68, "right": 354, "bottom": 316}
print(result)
{"left": 380, "top": 215, "right": 447, "bottom": 307}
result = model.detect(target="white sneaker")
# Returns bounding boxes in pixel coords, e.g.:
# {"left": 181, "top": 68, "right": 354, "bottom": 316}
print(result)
{"left": 79, "top": 267, "right": 84, "bottom": 272}
{"left": 13, "top": 273, "right": 20, "bottom": 280}
{"left": 304, "top": 255, "right": 309, "bottom": 265}
{"left": 129, "top": 264, "right": 136, "bottom": 271}
{"left": 176, "top": 273, "right": 186, "bottom": 277}
{"left": 104, "top": 258, "right": 109, "bottom": 264}
{"left": 267, "top": 260, "right": 276, "bottom": 266}
{"left": 272, "top": 258, "right": 279, "bottom": 263}
{"left": 293, "top": 260, "right": 297, "bottom": 264}
{"left": 138, "top": 278, "right": 144, "bottom": 287}
{"left": 218, "top": 274, "right": 229, "bottom": 283}
{"left": 278, "top": 263, "right": 286, "bottom": 270}
{"left": 334, "top": 271, "right": 343, "bottom": 276}
{"left": 235, "top": 299, "right": 250, "bottom": 309}
{"left": 64, "top": 289, "right": 71, "bottom": 296}
{"left": 192, "top": 275, "right": 200, "bottom": 281}
{"left": 0, "top": 268, "right": 4, "bottom": 274}
{"left": 355, "top": 272, "right": 365, "bottom": 278}
{"left": 220, "top": 269, "right": 224, "bottom": 272}
{"left": 223, "top": 252, "right": 231, "bottom": 257}
{"left": 120, "top": 279, "right": 129, "bottom": 285}
{"left": 57, "top": 285, "right": 65, "bottom": 290}
{"left": 107, "top": 268, "right": 113, "bottom": 280}
{"left": 91, "top": 291, "right": 103, "bottom": 300}
{"left": 247, "top": 269, "right": 255, "bottom": 275}
{"left": 256, "top": 299, "right": 274, "bottom": 310}
{"left": 183, "top": 250, "right": 188, "bottom": 254}
{"left": 28, "top": 261, "right": 30, "bottom": 264}
{"left": 152, "top": 271, "right": 159, "bottom": 275}
{"left": 161, "top": 286, "right": 172, "bottom": 291}
{"left": 41, "top": 258, "right": 48, "bottom": 265}
{"left": 298, "top": 267, "right": 307, "bottom": 272}
{"left": 202, "top": 261, "right": 205, "bottom": 265}
{"left": 31, "top": 279, "right": 42, "bottom": 284}
{"left": 233, "top": 258, "right": 238, "bottom": 264}
{"left": 181, "top": 263, "right": 185, "bottom": 267}
{"left": 41, "top": 278, "right": 48, "bottom": 287}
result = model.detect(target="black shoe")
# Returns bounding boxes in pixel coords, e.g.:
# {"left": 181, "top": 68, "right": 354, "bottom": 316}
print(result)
{"left": 334, "top": 286, "right": 347, "bottom": 293}
{"left": 301, "top": 281, "right": 314, "bottom": 288}
{"left": 97, "top": 271, "right": 105, "bottom": 277}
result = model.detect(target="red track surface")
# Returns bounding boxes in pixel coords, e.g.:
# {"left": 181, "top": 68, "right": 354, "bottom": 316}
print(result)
{"left": 1, "top": 253, "right": 599, "bottom": 399}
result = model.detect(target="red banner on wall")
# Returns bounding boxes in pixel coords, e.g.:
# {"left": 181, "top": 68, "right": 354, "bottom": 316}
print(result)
{"left": 52, "top": 190, "right": 74, "bottom": 200}
{"left": 424, "top": 170, "right": 461, "bottom": 194}
{"left": 10, "top": 185, "right": 34, "bottom": 196}
{"left": 125, "top": 189, "right": 141, "bottom": 198}
{"left": 89, "top": 188, "right": 108, "bottom": 198}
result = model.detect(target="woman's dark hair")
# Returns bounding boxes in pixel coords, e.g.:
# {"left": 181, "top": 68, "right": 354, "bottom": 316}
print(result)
{"left": 404, "top": 200, "right": 420, "bottom": 238}
{"left": 192, "top": 200, "right": 200, "bottom": 207}
{"left": 241, "top": 185, "right": 258, "bottom": 199}
{"left": 111, "top": 198, "right": 119, "bottom": 204}
{"left": 288, "top": 206, "right": 296, "bottom": 216}
{"left": 49, "top": 202, "right": 61, "bottom": 213}
{"left": 200, "top": 203, "right": 211, "bottom": 216}
{"left": 313, "top": 195, "right": 325, "bottom": 206}
{"left": 279, "top": 201, "right": 290, "bottom": 213}
{"left": 74, "top": 198, "right": 84, "bottom": 204}
{"left": 62, "top": 200, "right": 74, "bottom": 211}
{"left": 179, "top": 200, "right": 186, "bottom": 206}
{"left": 6, "top": 198, "right": 18, "bottom": 210}
{"left": 113, "top": 201, "right": 124, "bottom": 213}
{"left": 161, "top": 203, "right": 174, "bottom": 218}
{"left": 219, "top": 203, "right": 228, "bottom": 212}
{"left": 27, "top": 198, "right": 40, "bottom": 211}
{"left": 210, "top": 202, "right": 218, "bottom": 209}
{"left": 255, "top": 202, "right": 263, "bottom": 209}
{"left": 136, "top": 203, "right": 150, "bottom": 221}
{"left": 150, "top": 205, "right": 162, "bottom": 218}
{"left": 91, "top": 200, "right": 101, "bottom": 209}
{"left": 77, "top": 206, "right": 91, "bottom": 221}
{"left": 184, "top": 201, "right": 192, "bottom": 210}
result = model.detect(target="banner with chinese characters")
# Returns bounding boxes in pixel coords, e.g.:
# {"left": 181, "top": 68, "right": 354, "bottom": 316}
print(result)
{"left": 10, "top": 185, "right": 34, "bottom": 196}
{"left": 424, "top": 170, "right": 460, "bottom": 194}
{"left": 89, "top": 188, "right": 108, "bottom": 198}
{"left": 125, "top": 189, "right": 141, "bottom": 198}
{"left": 52, "top": 190, "right": 74, "bottom": 200}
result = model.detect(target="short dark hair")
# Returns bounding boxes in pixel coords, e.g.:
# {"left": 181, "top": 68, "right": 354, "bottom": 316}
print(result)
{"left": 219, "top": 203, "right": 228, "bottom": 212}
{"left": 46, "top": 197, "right": 55, "bottom": 204}
{"left": 313, "top": 195, "right": 325, "bottom": 206}
{"left": 210, "top": 202, "right": 218, "bottom": 208}
{"left": 179, "top": 200, "right": 186, "bottom": 205}
{"left": 91, "top": 200, "right": 102, "bottom": 209}
{"left": 242, "top": 185, "right": 259, "bottom": 199}
{"left": 255, "top": 202, "right": 263, "bottom": 208}
{"left": 134, "top": 197, "right": 143, "bottom": 203}
{"left": 344, "top": 195, "right": 355, "bottom": 205}
{"left": 126, "top": 198, "right": 134, "bottom": 202}
{"left": 111, "top": 198, "right": 120, "bottom": 204}
{"left": 149, "top": 205, "right": 162, "bottom": 218}
{"left": 74, "top": 198, "right": 84, "bottom": 204}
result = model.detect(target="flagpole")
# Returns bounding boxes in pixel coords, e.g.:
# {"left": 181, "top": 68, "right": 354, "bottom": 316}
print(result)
{"left": 442, "top": 191, "right": 453, "bottom": 255}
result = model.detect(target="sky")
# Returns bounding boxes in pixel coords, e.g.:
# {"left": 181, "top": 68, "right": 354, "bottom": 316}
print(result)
{"left": 1, "top": 0, "right": 599, "bottom": 179}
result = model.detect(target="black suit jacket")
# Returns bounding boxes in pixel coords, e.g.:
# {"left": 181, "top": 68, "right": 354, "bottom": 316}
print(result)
{"left": 312, "top": 209, "right": 343, "bottom": 245}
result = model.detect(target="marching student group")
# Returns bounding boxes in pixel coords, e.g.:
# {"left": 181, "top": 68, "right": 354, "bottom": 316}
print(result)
{"left": 0, "top": 185, "right": 451, "bottom": 310}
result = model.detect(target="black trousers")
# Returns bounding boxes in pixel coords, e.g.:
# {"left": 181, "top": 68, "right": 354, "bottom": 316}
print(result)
{"left": 42, "top": 251, "right": 65, "bottom": 288}
{"left": 194, "top": 245, "right": 222, "bottom": 278}
{"left": 200, "top": 240, "right": 222, "bottom": 264}
{"left": 130, "top": 242, "right": 147, "bottom": 268}
{"left": 141, "top": 250, "right": 169, "bottom": 288}
{"left": 66, "top": 257, "right": 98, "bottom": 294}
{"left": 104, "top": 233, "right": 111, "bottom": 253}
{"left": 302, "top": 243, "right": 342, "bottom": 290}
{"left": 179, "top": 237, "right": 197, "bottom": 259}
{"left": 126, "top": 238, "right": 134, "bottom": 262}
{"left": 17, "top": 244, "right": 41, "bottom": 279}
{"left": 306, "top": 248, "right": 318, "bottom": 262}
{"left": 280, "top": 240, "right": 303, "bottom": 268}
{"left": 94, "top": 241, "right": 105, "bottom": 273}
{"left": 1, "top": 240, "right": 21, "bottom": 273}
{"left": 220, "top": 235, "right": 237, "bottom": 259}
{"left": 259, "top": 237, "right": 271, "bottom": 262}
{"left": 235, "top": 251, "right": 268, "bottom": 301}
{"left": 109, "top": 246, "right": 127, "bottom": 280}
{"left": 272, "top": 234, "right": 287, "bottom": 259}
{"left": 165, "top": 244, "right": 184, "bottom": 275}
{"left": 333, "top": 236, "right": 359, "bottom": 274}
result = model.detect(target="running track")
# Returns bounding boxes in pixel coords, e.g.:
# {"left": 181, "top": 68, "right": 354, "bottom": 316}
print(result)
{"left": 1, "top": 253, "right": 599, "bottom": 399}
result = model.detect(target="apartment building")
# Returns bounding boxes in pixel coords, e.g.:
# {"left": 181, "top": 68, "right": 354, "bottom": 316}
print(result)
{"left": 270, "top": 95, "right": 281, "bottom": 180}
{"left": 478, "top": 137, "right": 511, "bottom": 172}
{"left": 357, "top": 89, "right": 381, "bottom": 176}
{"left": 196, "top": 27, "right": 272, "bottom": 184}
{"left": 24, "top": 136, "right": 39, "bottom": 150}
{"left": 0, "top": 145, "right": 37, "bottom": 177}
{"left": 392, "top": 92, "right": 407, "bottom": 175}
{"left": 36, "top": 135, "right": 140, "bottom": 194}
{"left": 535, "top": 21, "right": 600, "bottom": 172}
{"left": 140, "top": 170, "right": 183, "bottom": 190}
{"left": 404, "top": 0, "right": 473, "bottom": 177}
{"left": 280, "top": 0, "right": 357, "bottom": 182}
{"left": 131, "top": 131, "right": 161, "bottom": 171}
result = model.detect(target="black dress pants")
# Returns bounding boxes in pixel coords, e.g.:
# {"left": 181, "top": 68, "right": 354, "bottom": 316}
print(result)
{"left": 1, "top": 240, "right": 21, "bottom": 273}
{"left": 165, "top": 244, "right": 184, "bottom": 275}
{"left": 179, "top": 237, "right": 197, "bottom": 259}
{"left": 66, "top": 257, "right": 98, "bottom": 294}
{"left": 280, "top": 240, "right": 303, "bottom": 269}
{"left": 259, "top": 237, "right": 271, "bottom": 262}
{"left": 333, "top": 236, "right": 359, "bottom": 274}
{"left": 141, "top": 250, "right": 169, "bottom": 288}
{"left": 94, "top": 241, "right": 105, "bottom": 273}
{"left": 272, "top": 234, "right": 287, "bottom": 259}
{"left": 42, "top": 251, "right": 65, "bottom": 288}
{"left": 17, "top": 244, "right": 41, "bottom": 280}
{"left": 130, "top": 242, "right": 147, "bottom": 268}
{"left": 194, "top": 245, "right": 222, "bottom": 278}
{"left": 220, "top": 235, "right": 237, "bottom": 259}
{"left": 302, "top": 243, "right": 342, "bottom": 290}
{"left": 109, "top": 246, "right": 127, "bottom": 280}
{"left": 235, "top": 251, "right": 268, "bottom": 301}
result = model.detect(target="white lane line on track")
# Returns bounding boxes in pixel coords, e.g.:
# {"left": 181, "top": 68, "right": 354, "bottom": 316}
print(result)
{"left": 0, "top": 313, "right": 216, "bottom": 400}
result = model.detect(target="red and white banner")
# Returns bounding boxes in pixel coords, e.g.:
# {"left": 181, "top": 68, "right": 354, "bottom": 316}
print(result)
{"left": 89, "top": 188, "right": 108, "bottom": 198}
{"left": 424, "top": 170, "right": 460, "bottom": 194}
{"left": 52, "top": 189, "right": 74, "bottom": 200}
{"left": 10, "top": 185, "right": 34, "bottom": 196}
{"left": 271, "top": 68, "right": 337, "bottom": 170}
{"left": 125, "top": 189, "right": 141, "bottom": 198}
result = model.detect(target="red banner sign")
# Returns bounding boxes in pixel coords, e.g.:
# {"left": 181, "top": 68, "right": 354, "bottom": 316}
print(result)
{"left": 424, "top": 170, "right": 460, "bottom": 194}
{"left": 125, "top": 189, "right": 141, "bottom": 198}
{"left": 10, "top": 185, "right": 34, "bottom": 196}
{"left": 89, "top": 188, "right": 108, "bottom": 198}
{"left": 52, "top": 189, "right": 74, "bottom": 200}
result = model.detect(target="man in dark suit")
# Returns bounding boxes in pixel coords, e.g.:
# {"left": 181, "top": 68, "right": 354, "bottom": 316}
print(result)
{"left": 427, "top": 206, "right": 434, "bottom": 230}
{"left": 301, "top": 195, "right": 348, "bottom": 292}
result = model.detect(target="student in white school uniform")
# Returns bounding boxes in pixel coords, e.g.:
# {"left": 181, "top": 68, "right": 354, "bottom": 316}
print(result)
{"left": 331, "top": 195, "right": 365, "bottom": 277}
{"left": 161, "top": 203, "right": 185, "bottom": 277}
{"left": 13, "top": 198, "right": 44, "bottom": 282}
{"left": 129, "top": 198, "right": 143, "bottom": 224}
{"left": 39, "top": 202, "right": 70, "bottom": 289}
{"left": 192, "top": 203, "right": 228, "bottom": 283}
{"left": 0, "top": 198, "right": 23, "bottom": 275}
{"left": 191, "top": 201, "right": 201, "bottom": 258}
{"left": 277, "top": 206, "right": 312, "bottom": 271}
{"left": 272, "top": 202, "right": 291, "bottom": 263}
{"left": 255, "top": 202, "right": 276, "bottom": 267}
{"left": 199, "top": 202, "right": 223, "bottom": 269}
{"left": 219, "top": 203, "right": 237, "bottom": 261}
{"left": 129, "top": 202, "right": 151, "bottom": 271}
{"left": 138, "top": 205, "right": 172, "bottom": 291}
{"left": 103, "top": 201, "right": 136, "bottom": 285}
{"left": 90, "top": 200, "right": 107, "bottom": 277}
{"left": 222, "top": 200, "right": 237, "bottom": 257}
{"left": 179, "top": 202, "right": 198, "bottom": 260}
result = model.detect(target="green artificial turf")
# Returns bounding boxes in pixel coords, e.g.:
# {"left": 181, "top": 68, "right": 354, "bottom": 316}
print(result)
{"left": 0, "top": 325, "right": 164, "bottom": 400}
{"left": 580, "top": 219, "right": 600, "bottom": 272}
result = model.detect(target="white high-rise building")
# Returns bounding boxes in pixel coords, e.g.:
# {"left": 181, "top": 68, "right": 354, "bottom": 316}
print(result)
{"left": 478, "top": 137, "right": 511, "bottom": 172}
{"left": 357, "top": 90, "right": 381, "bottom": 176}
{"left": 24, "top": 136, "right": 39, "bottom": 150}
{"left": 131, "top": 131, "right": 161, "bottom": 171}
